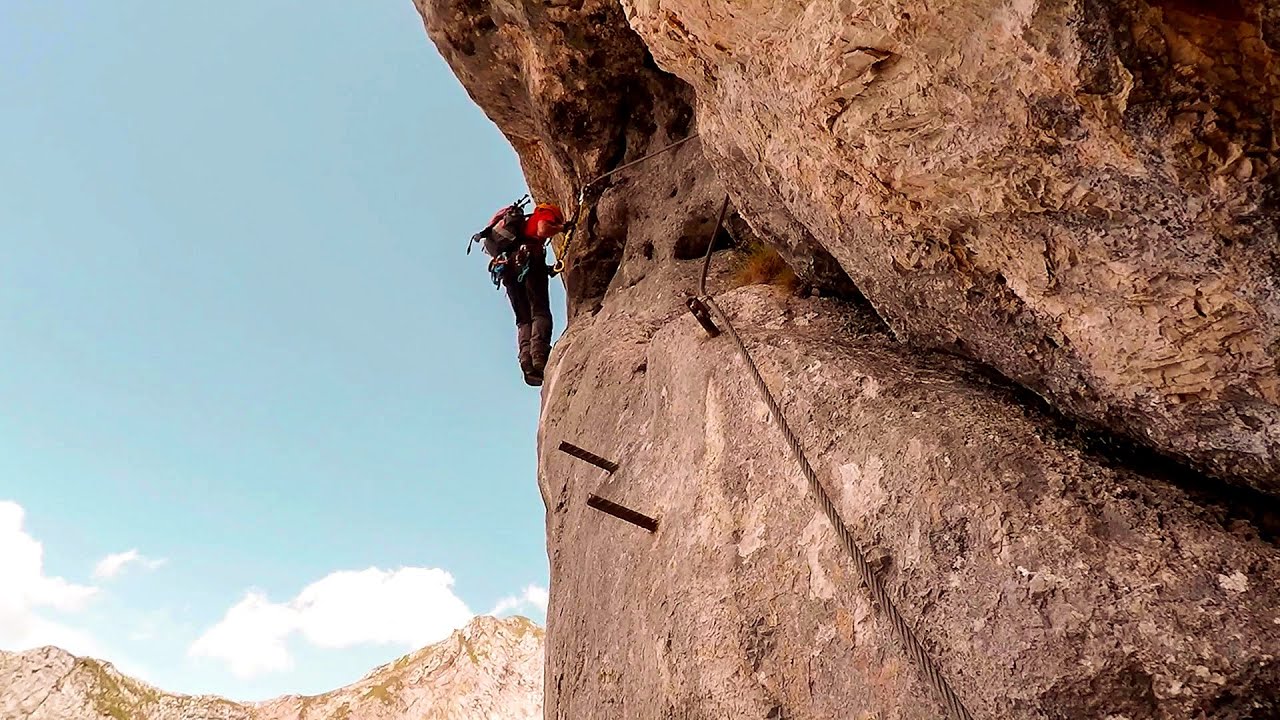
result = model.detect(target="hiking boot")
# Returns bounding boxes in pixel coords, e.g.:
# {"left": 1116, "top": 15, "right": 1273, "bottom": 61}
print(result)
{"left": 523, "top": 368, "right": 543, "bottom": 386}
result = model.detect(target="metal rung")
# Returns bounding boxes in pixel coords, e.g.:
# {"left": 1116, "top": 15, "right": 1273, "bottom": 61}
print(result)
{"left": 558, "top": 441, "right": 620, "bottom": 474}
{"left": 586, "top": 493, "right": 658, "bottom": 533}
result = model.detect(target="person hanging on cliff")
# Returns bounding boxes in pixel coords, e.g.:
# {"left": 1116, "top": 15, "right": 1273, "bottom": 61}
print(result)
{"left": 468, "top": 198, "right": 567, "bottom": 386}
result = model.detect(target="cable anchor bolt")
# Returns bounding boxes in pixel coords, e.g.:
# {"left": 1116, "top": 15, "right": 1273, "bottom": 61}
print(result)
{"left": 686, "top": 297, "right": 720, "bottom": 337}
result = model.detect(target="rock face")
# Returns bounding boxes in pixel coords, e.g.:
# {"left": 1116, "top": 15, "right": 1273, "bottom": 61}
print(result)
{"left": 427, "top": 0, "right": 1280, "bottom": 491}
{"left": 621, "top": 0, "right": 1280, "bottom": 491}
{"left": 414, "top": 0, "right": 1280, "bottom": 718}
{"left": 0, "top": 615, "right": 543, "bottom": 720}
{"left": 412, "top": 0, "right": 851, "bottom": 315}
{"left": 541, "top": 280, "right": 1280, "bottom": 719}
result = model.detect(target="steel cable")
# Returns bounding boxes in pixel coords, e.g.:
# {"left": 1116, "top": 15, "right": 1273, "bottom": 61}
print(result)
{"left": 695, "top": 195, "right": 976, "bottom": 720}
{"left": 553, "top": 133, "right": 701, "bottom": 275}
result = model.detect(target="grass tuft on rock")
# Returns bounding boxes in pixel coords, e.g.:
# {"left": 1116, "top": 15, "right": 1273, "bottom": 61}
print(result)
{"left": 728, "top": 241, "right": 800, "bottom": 292}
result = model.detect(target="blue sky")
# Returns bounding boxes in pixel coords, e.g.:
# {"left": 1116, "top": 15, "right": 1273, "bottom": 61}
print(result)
{"left": 0, "top": 0, "right": 557, "bottom": 701}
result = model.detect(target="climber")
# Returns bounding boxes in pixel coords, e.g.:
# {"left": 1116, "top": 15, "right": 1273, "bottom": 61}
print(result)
{"left": 470, "top": 199, "right": 566, "bottom": 386}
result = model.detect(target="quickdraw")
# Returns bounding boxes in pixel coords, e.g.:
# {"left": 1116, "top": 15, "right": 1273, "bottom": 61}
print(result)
{"left": 488, "top": 247, "right": 534, "bottom": 288}
{"left": 488, "top": 254, "right": 508, "bottom": 288}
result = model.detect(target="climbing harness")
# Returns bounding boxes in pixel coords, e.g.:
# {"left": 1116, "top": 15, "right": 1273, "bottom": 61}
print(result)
{"left": 549, "top": 132, "right": 702, "bottom": 277}
{"left": 692, "top": 196, "right": 977, "bottom": 720}
{"left": 470, "top": 194, "right": 542, "bottom": 289}
{"left": 487, "top": 246, "right": 538, "bottom": 289}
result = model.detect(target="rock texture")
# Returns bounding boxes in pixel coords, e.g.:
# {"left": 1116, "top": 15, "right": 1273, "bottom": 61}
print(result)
{"left": 427, "top": 0, "right": 1280, "bottom": 491}
{"left": 620, "top": 0, "right": 1280, "bottom": 491}
{"left": 413, "top": 0, "right": 851, "bottom": 315}
{"left": 542, "top": 275, "right": 1280, "bottom": 719}
{"left": 414, "top": 0, "right": 1280, "bottom": 718}
{"left": 0, "top": 615, "right": 543, "bottom": 720}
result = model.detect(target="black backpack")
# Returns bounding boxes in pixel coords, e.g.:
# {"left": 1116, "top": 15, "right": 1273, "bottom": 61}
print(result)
{"left": 468, "top": 195, "right": 529, "bottom": 258}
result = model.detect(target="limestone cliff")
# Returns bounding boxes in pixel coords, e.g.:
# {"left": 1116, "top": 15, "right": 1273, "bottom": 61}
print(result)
{"left": 416, "top": 1, "right": 1280, "bottom": 718}
{"left": 0, "top": 616, "right": 542, "bottom": 720}
{"left": 620, "top": 0, "right": 1280, "bottom": 493}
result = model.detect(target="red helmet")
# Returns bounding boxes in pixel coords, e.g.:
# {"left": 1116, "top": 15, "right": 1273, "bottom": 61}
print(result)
{"left": 530, "top": 203, "right": 564, "bottom": 225}
{"left": 525, "top": 203, "right": 565, "bottom": 239}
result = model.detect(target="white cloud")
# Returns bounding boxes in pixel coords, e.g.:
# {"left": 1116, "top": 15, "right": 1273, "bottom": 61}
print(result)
{"left": 190, "top": 567, "right": 474, "bottom": 679}
{"left": 92, "top": 549, "right": 166, "bottom": 580}
{"left": 0, "top": 501, "right": 100, "bottom": 654}
{"left": 525, "top": 585, "right": 549, "bottom": 612}
{"left": 189, "top": 591, "right": 297, "bottom": 678}
{"left": 490, "top": 585, "right": 549, "bottom": 616}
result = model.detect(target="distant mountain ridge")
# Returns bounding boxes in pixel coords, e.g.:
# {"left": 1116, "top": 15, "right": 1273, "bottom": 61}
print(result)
{"left": 0, "top": 615, "right": 542, "bottom": 720}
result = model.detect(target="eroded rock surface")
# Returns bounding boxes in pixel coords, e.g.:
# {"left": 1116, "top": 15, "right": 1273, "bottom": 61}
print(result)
{"left": 540, "top": 275, "right": 1280, "bottom": 719}
{"left": 414, "top": 0, "right": 852, "bottom": 315}
{"left": 620, "top": 0, "right": 1280, "bottom": 491}
{"left": 415, "top": 0, "right": 1280, "bottom": 717}
{"left": 415, "top": 0, "right": 694, "bottom": 314}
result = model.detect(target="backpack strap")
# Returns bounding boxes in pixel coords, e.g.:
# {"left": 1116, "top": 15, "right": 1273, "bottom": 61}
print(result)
{"left": 467, "top": 194, "right": 530, "bottom": 255}
{"left": 490, "top": 222, "right": 517, "bottom": 246}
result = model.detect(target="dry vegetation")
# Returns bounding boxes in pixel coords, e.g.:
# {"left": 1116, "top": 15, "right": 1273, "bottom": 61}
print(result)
{"left": 728, "top": 241, "right": 799, "bottom": 292}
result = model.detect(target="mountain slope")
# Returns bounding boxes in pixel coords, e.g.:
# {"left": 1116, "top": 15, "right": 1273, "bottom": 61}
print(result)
{"left": 0, "top": 615, "right": 542, "bottom": 720}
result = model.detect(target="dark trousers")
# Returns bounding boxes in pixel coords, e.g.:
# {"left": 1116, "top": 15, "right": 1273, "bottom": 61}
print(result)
{"left": 504, "top": 257, "right": 552, "bottom": 372}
